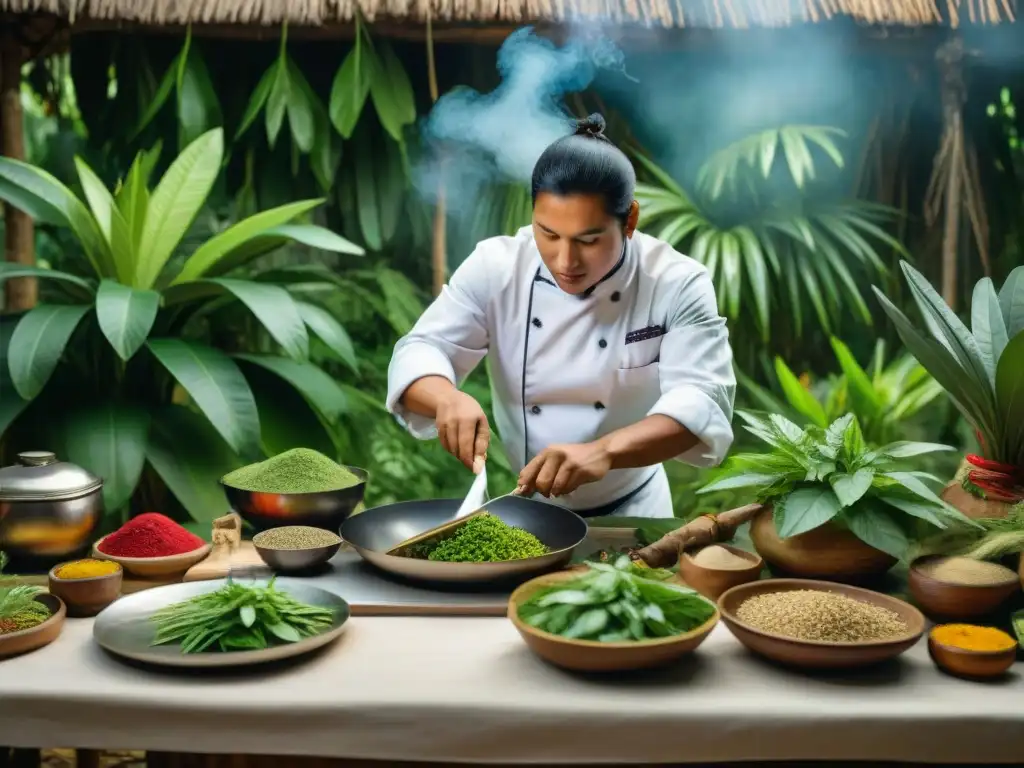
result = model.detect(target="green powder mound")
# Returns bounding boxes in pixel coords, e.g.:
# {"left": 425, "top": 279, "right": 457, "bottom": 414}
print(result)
{"left": 222, "top": 448, "right": 361, "bottom": 494}
{"left": 426, "top": 515, "right": 548, "bottom": 563}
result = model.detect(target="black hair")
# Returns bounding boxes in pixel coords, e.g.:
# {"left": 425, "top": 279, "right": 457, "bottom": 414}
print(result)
{"left": 530, "top": 113, "right": 636, "bottom": 224}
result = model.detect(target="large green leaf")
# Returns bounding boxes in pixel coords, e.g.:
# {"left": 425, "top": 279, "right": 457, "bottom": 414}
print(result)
{"left": 296, "top": 301, "right": 357, "bottom": 372}
{"left": 329, "top": 35, "right": 371, "bottom": 139}
{"left": 874, "top": 492, "right": 946, "bottom": 528}
{"left": 236, "top": 65, "right": 275, "bottom": 139}
{"left": 995, "top": 331, "right": 1024, "bottom": 464}
{"left": 998, "top": 266, "right": 1024, "bottom": 338}
{"left": 244, "top": 363, "right": 337, "bottom": 458}
{"left": 368, "top": 41, "right": 415, "bottom": 143}
{"left": 136, "top": 129, "right": 223, "bottom": 289}
{"left": 172, "top": 199, "right": 323, "bottom": 285}
{"left": 882, "top": 471, "right": 948, "bottom": 507}
{"left": 0, "top": 264, "right": 94, "bottom": 300}
{"left": 777, "top": 486, "right": 842, "bottom": 537}
{"left": 829, "top": 337, "right": 880, "bottom": 420}
{"left": 199, "top": 278, "right": 309, "bottom": 360}
{"left": 0, "top": 318, "right": 28, "bottom": 435}
{"left": 7, "top": 304, "right": 90, "bottom": 400}
{"left": 829, "top": 468, "right": 874, "bottom": 507}
{"left": 64, "top": 401, "right": 150, "bottom": 515}
{"left": 146, "top": 405, "right": 242, "bottom": 523}
{"left": 285, "top": 59, "right": 316, "bottom": 153}
{"left": 844, "top": 502, "right": 908, "bottom": 558}
{"left": 116, "top": 146, "right": 160, "bottom": 253}
{"left": 971, "top": 277, "right": 1009, "bottom": 386}
{"left": 235, "top": 354, "right": 348, "bottom": 421}
{"left": 263, "top": 224, "right": 365, "bottom": 256}
{"left": 147, "top": 338, "right": 261, "bottom": 459}
{"left": 75, "top": 158, "right": 132, "bottom": 284}
{"left": 773, "top": 357, "right": 827, "bottom": 427}
{"left": 265, "top": 54, "right": 290, "bottom": 148}
{"left": 0, "top": 158, "right": 108, "bottom": 276}
{"left": 95, "top": 280, "right": 160, "bottom": 361}
{"left": 878, "top": 441, "right": 955, "bottom": 458}
{"left": 177, "top": 46, "right": 222, "bottom": 150}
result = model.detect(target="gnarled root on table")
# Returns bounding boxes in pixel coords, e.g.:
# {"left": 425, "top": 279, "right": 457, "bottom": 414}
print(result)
{"left": 633, "top": 503, "right": 764, "bottom": 569}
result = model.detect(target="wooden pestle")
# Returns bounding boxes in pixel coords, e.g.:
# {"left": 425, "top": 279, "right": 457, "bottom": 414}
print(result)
{"left": 633, "top": 503, "right": 764, "bottom": 568}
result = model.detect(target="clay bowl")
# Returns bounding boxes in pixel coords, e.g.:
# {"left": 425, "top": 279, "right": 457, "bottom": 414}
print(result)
{"left": 749, "top": 507, "right": 896, "bottom": 582}
{"left": 508, "top": 570, "right": 719, "bottom": 672}
{"left": 253, "top": 529, "right": 342, "bottom": 574}
{"left": 718, "top": 578, "right": 925, "bottom": 670}
{"left": 678, "top": 545, "right": 763, "bottom": 601}
{"left": 221, "top": 467, "right": 368, "bottom": 534}
{"left": 92, "top": 538, "right": 212, "bottom": 578}
{"left": 928, "top": 626, "right": 1017, "bottom": 680}
{"left": 908, "top": 556, "right": 1020, "bottom": 621}
{"left": 47, "top": 561, "right": 123, "bottom": 617}
{"left": 0, "top": 594, "right": 66, "bottom": 659}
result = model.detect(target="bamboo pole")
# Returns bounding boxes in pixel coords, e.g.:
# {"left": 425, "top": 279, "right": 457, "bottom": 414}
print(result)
{"left": 426, "top": 11, "right": 446, "bottom": 298}
{"left": 1, "top": 26, "right": 34, "bottom": 313}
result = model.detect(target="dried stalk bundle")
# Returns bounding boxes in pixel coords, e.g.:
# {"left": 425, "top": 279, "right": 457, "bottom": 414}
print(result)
{"left": 634, "top": 503, "right": 763, "bottom": 568}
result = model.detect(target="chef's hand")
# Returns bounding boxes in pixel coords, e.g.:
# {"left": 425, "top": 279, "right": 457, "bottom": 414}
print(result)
{"left": 518, "top": 442, "right": 613, "bottom": 498}
{"left": 435, "top": 390, "right": 491, "bottom": 473}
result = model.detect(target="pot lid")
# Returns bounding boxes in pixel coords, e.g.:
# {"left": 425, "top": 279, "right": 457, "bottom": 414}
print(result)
{"left": 0, "top": 451, "right": 103, "bottom": 502}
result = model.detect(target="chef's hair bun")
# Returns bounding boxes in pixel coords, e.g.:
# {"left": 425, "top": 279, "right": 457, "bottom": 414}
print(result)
{"left": 574, "top": 114, "right": 609, "bottom": 141}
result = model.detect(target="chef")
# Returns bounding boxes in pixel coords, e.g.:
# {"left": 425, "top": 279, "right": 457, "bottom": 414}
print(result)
{"left": 386, "top": 114, "right": 736, "bottom": 518}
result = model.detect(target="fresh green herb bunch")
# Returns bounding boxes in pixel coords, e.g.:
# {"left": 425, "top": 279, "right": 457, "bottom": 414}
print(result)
{"left": 699, "top": 412, "right": 978, "bottom": 558}
{"left": 151, "top": 578, "right": 336, "bottom": 654}
{"left": 910, "top": 504, "right": 1024, "bottom": 563}
{"left": 517, "top": 556, "right": 715, "bottom": 642}
{"left": 0, "top": 550, "right": 48, "bottom": 628}
{"left": 425, "top": 515, "right": 548, "bottom": 563}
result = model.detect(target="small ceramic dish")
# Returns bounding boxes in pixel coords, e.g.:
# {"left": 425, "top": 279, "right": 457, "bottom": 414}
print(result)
{"left": 252, "top": 530, "right": 341, "bottom": 573}
{"left": 0, "top": 594, "right": 66, "bottom": 658}
{"left": 678, "top": 545, "right": 763, "bottom": 601}
{"left": 718, "top": 579, "right": 926, "bottom": 670}
{"left": 48, "top": 561, "right": 123, "bottom": 617}
{"left": 909, "top": 556, "right": 1020, "bottom": 621}
{"left": 92, "top": 537, "right": 212, "bottom": 578}
{"left": 928, "top": 625, "right": 1017, "bottom": 680}
{"left": 508, "top": 570, "right": 719, "bottom": 672}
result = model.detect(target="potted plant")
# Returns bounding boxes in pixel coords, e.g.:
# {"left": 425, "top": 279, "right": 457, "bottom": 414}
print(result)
{"left": 874, "top": 262, "right": 1024, "bottom": 519}
{"left": 698, "top": 411, "right": 976, "bottom": 581}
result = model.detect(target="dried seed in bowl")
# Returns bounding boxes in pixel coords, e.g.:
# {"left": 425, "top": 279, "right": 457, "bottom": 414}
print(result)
{"left": 254, "top": 526, "right": 341, "bottom": 550}
{"left": 735, "top": 590, "right": 909, "bottom": 642}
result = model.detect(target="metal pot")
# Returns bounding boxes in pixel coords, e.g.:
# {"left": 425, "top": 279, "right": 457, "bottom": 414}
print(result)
{"left": 0, "top": 450, "right": 104, "bottom": 563}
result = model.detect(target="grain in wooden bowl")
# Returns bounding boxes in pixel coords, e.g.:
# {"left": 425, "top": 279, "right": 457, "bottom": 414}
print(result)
{"left": 909, "top": 556, "right": 1020, "bottom": 621}
{"left": 718, "top": 579, "right": 925, "bottom": 670}
{"left": 927, "top": 623, "right": 1018, "bottom": 680}
{"left": 508, "top": 560, "right": 719, "bottom": 672}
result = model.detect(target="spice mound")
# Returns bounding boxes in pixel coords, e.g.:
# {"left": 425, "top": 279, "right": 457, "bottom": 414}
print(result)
{"left": 254, "top": 526, "right": 341, "bottom": 551}
{"left": 54, "top": 559, "right": 120, "bottom": 580}
{"left": 691, "top": 545, "right": 754, "bottom": 570}
{"left": 418, "top": 515, "right": 548, "bottom": 563}
{"left": 0, "top": 584, "right": 50, "bottom": 635}
{"left": 98, "top": 513, "right": 205, "bottom": 558}
{"left": 151, "top": 578, "right": 337, "bottom": 654}
{"left": 518, "top": 556, "right": 716, "bottom": 642}
{"left": 931, "top": 623, "right": 1017, "bottom": 653}
{"left": 916, "top": 556, "right": 1017, "bottom": 586}
{"left": 223, "top": 448, "right": 361, "bottom": 494}
{"left": 736, "top": 589, "right": 909, "bottom": 642}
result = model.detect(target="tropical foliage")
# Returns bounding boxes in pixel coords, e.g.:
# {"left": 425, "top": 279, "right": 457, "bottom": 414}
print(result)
{"left": 699, "top": 412, "right": 974, "bottom": 558}
{"left": 874, "top": 262, "right": 1024, "bottom": 471}
{"left": 738, "top": 336, "right": 946, "bottom": 446}
{"left": 632, "top": 126, "right": 904, "bottom": 343}
{"left": 0, "top": 129, "right": 365, "bottom": 525}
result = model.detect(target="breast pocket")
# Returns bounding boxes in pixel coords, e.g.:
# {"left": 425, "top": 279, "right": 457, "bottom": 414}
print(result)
{"left": 620, "top": 337, "right": 662, "bottom": 370}
{"left": 605, "top": 363, "right": 661, "bottom": 432}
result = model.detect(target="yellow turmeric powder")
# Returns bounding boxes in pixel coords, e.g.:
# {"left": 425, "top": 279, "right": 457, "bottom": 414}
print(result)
{"left": 53, "top": 559, "right": 120, "bottom": 580}
{"left": 931, "top": 623, "right": 1017, "bottom": 652}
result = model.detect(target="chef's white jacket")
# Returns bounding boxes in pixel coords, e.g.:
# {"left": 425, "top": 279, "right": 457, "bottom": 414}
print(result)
{"left": 387, "top": 226, "right": 736, "bottom": 518}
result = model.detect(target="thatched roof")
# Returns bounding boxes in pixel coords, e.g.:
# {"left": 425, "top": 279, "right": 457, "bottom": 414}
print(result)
{"left": 0, "top": 0, "right": 1013, "bottom": 28}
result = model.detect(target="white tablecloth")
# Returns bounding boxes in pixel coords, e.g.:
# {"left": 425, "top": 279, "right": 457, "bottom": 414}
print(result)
{"left": 0, "top": 617, "right": 1021, "bottom": 764}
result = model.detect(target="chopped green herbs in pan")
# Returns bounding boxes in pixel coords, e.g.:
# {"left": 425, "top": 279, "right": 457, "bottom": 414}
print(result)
{"left": 406, "top": 514, "right": 549, "bottom": 563}
{"left": 150, "top": 579, "right": 337, "bottom": 654}
{"left": 518, "top": 556, "right": 715, "bottom": 642}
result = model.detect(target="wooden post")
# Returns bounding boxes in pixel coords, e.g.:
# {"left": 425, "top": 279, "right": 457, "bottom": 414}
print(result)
{"left": 1, "top": 26, "right": 34, "bottom": 313}
{"left": 936, "top": 38, "right": 965, "bottom": 311}
{"left": 426, "top": 13, "right": 446, "bottom": 298}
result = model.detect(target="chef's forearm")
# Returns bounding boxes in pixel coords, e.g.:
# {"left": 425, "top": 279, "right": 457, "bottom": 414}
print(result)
{"left": 400, "top": 375, "right": 457, "bottom": 419}
{"left": 597, "top": 415, "right": 701, "bottom": 469}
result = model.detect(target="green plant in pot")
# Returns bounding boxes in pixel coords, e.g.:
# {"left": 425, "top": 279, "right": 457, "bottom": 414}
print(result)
{"left": 0, "top": 128, "right": 364, "bottom": 528}
{"left": 698, "top": 412, "right": 976, "bottom": 581}
{"left": 873, "top": 262, "right": 1024, "bottom": 520}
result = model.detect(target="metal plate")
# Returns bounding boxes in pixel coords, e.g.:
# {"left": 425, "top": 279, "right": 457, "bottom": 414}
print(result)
{"left": 93, "top": 578, "right": 350, "bottom": 668}
{"left": 340, "top": 497, "right": 588, "bottom": 584}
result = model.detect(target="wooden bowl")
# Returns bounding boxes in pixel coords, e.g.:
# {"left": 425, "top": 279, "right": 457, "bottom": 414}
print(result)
{"left": 48, "top": 561, "right": 123, "bottom": 617}
{"left": 508, "top": 570, "right": 719, "bottom": 672}
{"left": 678, "top": 545, "right": 763, "bottom": 601}
{"left": 718, "top": 579, "right": 925, "bottom": 670}
{"left": 928, "top": 627, "right": 1017, "bottom": 679}
{"left": 749, "top": 507, "right": 896, "bottom": 582}
{"left": 92, "top": 537, "right": 212, "bottom": 578}
{"left": 908, "top": 556, "right": 1020, "bottom": 621}
{"left": 0, "top": 594, "right": 66, "bottom": 658}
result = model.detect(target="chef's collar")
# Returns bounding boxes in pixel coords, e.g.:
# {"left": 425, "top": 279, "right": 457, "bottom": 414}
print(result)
{"left": 536, "top": 238, "right": 633, "bottom": 301}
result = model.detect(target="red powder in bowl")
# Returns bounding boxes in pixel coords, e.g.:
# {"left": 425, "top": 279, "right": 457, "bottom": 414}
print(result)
{"left": 97, "top": 513, "right": 205, "bottom": 558}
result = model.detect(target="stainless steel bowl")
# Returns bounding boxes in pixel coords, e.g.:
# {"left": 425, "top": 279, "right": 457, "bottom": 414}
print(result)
{"left": 0, "top": 451, "right": 103, "bottom": 563}
{"left": 221, "top": 466, "right": 368, "bottom": 534}
{"left": 252, "top": 539, "right": 342, "bottom": 573}
{"left": 340, "top": 497, "right": 588, "bottom": 585}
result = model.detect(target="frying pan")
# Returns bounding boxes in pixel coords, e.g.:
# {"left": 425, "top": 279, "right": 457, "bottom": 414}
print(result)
{"left": 339, "top": 496, "right": 587, "bottom": 584}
